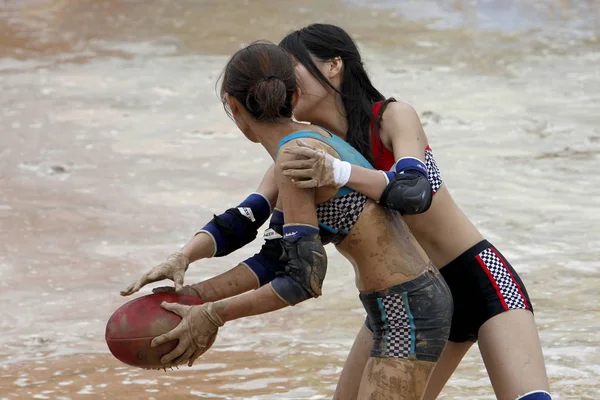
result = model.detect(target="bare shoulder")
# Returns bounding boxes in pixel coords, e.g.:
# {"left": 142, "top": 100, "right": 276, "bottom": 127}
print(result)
{"left": 381, "top": 101, "right": 423, "bottom": 131}
{"left": 380, "top": 100, "right": 428, "bottom": 148}
{"left": 387, "top": 100, "right": 419, "bottom": 114}
{"left": 276, "top": 134, "right": 338, "bottom": 204}
{"left": 276, "top": 133, "right": 339, "bottom": 165}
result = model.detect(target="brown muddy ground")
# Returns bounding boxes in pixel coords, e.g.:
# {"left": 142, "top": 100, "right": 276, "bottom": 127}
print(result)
{"left": 1, "top": 0, "right": 599, "bottom": 398}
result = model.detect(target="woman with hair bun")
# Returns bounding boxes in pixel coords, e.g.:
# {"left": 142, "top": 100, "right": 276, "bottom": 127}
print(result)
{"left": 147, "top": 41, "right": 453, "bottom": 400}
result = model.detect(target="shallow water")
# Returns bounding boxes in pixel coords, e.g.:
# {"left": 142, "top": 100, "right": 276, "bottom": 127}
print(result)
{"left": 0, "top": 0, "right": 599, "bottom": 399}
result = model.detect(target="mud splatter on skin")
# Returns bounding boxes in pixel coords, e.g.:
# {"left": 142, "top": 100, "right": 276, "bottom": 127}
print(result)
{"left": 349, "top": 238, "right": 362, "bottom": 247}
{"left": 191, "top": 265, "right": 259, "bottom": 302}
{"left": 337, "top": 202, "right": 431, "bottom": 292}
{"left": 359, "top": 357, "right": 434, "bottom": 400}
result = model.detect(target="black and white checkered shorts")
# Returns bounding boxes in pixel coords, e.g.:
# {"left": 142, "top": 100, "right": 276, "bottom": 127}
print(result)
{"left": 361, "top": 267, "right": 453, "bottom": 362}
{"left": 440, "top": 240, "right": 533, "bottom": 343}
{"left": 478, "top": 248, "right": 528, "bottom": 310}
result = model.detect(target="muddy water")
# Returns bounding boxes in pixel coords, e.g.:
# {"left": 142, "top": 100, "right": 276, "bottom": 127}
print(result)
{"left": 0, "top": 0, "right": 599, "bottom": 399}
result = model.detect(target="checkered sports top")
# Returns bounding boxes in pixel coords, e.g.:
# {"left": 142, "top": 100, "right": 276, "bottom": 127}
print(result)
{"left": 278, "top": 131, "right": 374, "bottom": 242}
{"left": 370, "top": 100, "right": 443, "bottom": 194}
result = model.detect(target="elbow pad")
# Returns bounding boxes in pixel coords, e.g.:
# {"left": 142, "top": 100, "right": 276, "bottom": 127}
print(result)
{"left": 379, "top": 156, "right": 433, "bottom": 215}
{"left": 380, "top": 172, "right": 432, "bottom": 215}
{"left": 198, "top": 193, "right": 271, "bottom": 257}
{"left": 271, "top": 225, "right": 328, "bottom": 306}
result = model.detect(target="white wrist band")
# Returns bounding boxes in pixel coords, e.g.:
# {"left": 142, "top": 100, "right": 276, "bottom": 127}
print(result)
{"left": 332, "top": 158, "right": 352, "bottom": 188}
{"left": 380, "top": 170, "right": 391, "bottom": 185}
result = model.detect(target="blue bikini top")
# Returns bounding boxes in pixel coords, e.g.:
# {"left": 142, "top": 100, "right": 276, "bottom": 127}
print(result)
{"left": 278, "top": 130, "right": 374, "bottom": 197}
{"left": 277, "top": 130, "right": 375, "bottom": 244}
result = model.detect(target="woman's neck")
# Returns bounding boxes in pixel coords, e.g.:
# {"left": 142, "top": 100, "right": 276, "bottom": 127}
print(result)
{"left": 302, "top": 93, "right": 348, "bottom": 139}
{"left": 250, "top": 119, "right": 306, "bottom": 160}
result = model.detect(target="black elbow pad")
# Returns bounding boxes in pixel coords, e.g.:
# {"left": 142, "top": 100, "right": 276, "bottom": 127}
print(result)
{"left": 379, "top": 173, "right": 433, "bottom": 215}
{"left": 271, "top": 234, "right": 328, "bottom": 305}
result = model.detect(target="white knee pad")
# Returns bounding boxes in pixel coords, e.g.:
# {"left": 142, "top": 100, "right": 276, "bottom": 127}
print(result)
{"left": 516, "top": 390, "right": 552, "bottom": 400}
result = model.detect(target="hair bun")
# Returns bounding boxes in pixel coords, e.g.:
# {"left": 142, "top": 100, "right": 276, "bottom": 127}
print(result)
{"left": 249, "top": 78, "right": 287, "bottom": 122}
{"left": 220, "top": 41, "right": 295, "bottom": 122}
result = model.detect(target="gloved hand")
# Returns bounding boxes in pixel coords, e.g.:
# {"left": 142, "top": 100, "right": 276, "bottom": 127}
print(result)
{"left": 281, "top": 139, "right": 350, "bottom": 189}
{"left": 151, "top": 302, "right": 224, "bottom": 367}
{"left": 120, "top": 252, "right": 189, "bottom": 296}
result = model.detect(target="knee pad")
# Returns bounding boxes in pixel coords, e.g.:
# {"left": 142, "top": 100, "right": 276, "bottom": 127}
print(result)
{"left": 516, "top": 390, "right": 552, "bottom": 400}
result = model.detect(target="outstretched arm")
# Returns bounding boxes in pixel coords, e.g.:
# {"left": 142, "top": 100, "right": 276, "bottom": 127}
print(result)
{"left": 157, "top": 208, "right": 287, "bottom": 302}
{"left": 121, "top": 165, "right": 278, "bottom": 296}
{"left": 151, "top": 143, "right": 327, "bottom": 367}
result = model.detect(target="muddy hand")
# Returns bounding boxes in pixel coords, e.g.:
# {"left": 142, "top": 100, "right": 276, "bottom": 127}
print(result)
{"left": 152, "top": 285, "right": 202, "bottom": 299}
{"left": 281, "top": 139, "right": 341, "bottom": 188}
{"left": 151, "top": 302, "right": 223, "bottom": 367}
{"left": 120, "top": 252, "right": 189, "bottom": 296}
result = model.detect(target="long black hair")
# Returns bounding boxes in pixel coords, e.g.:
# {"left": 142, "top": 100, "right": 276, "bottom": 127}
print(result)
{"left": 279, "top": 24, "right": 385, "bottom": 163}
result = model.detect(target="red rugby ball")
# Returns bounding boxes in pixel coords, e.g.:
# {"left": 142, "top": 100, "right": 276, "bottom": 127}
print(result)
{"left": 105, "top": 292, "right": 204, "bottom": 368}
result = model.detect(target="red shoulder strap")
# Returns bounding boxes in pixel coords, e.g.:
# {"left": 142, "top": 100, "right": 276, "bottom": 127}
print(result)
{"left": 369, "top": 99, "right": 400, "bottom": 170}
{"left": 370, "top": 98, "right": 397, "bottom": 137}
{"left": 370, "top": 101, "right": 384, "bottom": 137}
{"left": 370, "top": 101, "right": 386, "bottom": 161}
